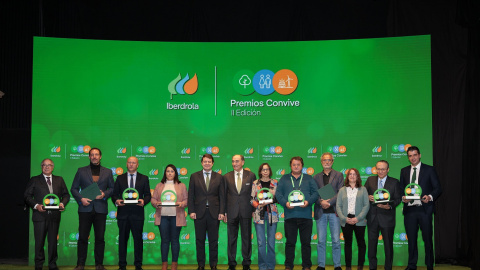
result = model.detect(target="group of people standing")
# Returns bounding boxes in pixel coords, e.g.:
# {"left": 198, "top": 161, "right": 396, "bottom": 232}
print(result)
{"left": 25, "top": 146, "right": 441, "bottom": 270}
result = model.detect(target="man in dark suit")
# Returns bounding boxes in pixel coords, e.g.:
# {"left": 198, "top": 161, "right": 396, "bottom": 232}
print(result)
{"left": 188, "top": 154, "right": 225, "bottom": 270}
{"left": 400, "top": 146, "right": 442, "bottom": 270}
{"left": 71, "top": 147, "right": 114, "bottom": 270}
{"left": 224, "top": 154, "right": 256, "bottom": 270}
{"left": 364, "top": 160, "right": 402, "bottom": 270}
{"left": 112, "top": 156, "right": 151, "bottom": 270}
{"left": 24, "top": 158, "right": 70, "bottom": 270}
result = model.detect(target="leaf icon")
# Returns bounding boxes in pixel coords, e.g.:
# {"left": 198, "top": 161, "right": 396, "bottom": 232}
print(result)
{"left": 168, "top": 73, "right": 182, "bottom": 100}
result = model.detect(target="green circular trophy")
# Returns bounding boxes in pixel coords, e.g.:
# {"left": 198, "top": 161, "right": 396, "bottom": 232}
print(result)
{"left": 405, "top": 183, "right": 422, "bottom": 200}
{"left": 160, "top": 189, "right": 178, "bottom": 207}
{"left": 122, "top": 188, "right": 139, "bottom": 204}
{"left": 373, "top": 188, "right": 392, "bottom": 204}
{"left": 257, "top": 188, "right": 273, "bottom": 204}
{"left": 43, "top": 194, "right": 60, "bottom": 210}
{"left": 288, "top": 190, "right": 305, "bottom": 207}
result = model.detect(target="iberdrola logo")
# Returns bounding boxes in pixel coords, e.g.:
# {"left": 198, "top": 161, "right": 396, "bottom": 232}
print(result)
{"left": 168, "top": 73, "right": 198, "bottom": 100}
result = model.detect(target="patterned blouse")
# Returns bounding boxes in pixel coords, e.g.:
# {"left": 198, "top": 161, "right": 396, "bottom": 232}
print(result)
{"left": 250, "top": 178, "right": 279, "bottom": 224}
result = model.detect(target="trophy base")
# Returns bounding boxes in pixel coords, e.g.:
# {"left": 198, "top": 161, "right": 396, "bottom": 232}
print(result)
{"left": 259, "top": 199, "right": 273, "bottom": 204}
{"left": 124, "top": 200, "right": 138, "bottom": 204}
{"left": 160, "top": 202, "right": 178, "bottom": 207}
{"left": 373, "top": 200, "right": 393, "bottom": 205}
{"left": 289, "top": 202, "right": 305, "bottom": 207}
{"left": 44, "top": 206, "right": 60, "bottom": 210}
{"left": 405, "top": 196, "right": 421, "bottom": 200}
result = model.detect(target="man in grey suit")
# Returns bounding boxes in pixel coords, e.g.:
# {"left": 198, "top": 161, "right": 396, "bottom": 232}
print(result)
{"left": 364, "top": 160, "right": 402, "bottom": 270}
{"left": 188, "top": 154, "right": 225, "bottom": 270}
{"left": 71, "top": 147, "right": 114, "bottom": 270}
{"left": 313, "top": 152, "right": 344, "bottom": 270}
{"left": 224, "top": 154, "right": 256, "bottom": 270}
{"left": 24, "top": 158, "right": 70, "bottom": 270}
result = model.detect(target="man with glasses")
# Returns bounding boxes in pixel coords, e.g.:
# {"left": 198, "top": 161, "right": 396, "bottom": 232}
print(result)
{"left": 24, "top": 159, "right": 70, "bottom": 270}
{"left": 71, "top": 148, "right": 114, "bottom": 270}
{"left": 364, "top": 160, "right": 402, "bottom": 270}
{"left": 313, "top": 153, "right": 344, "bottom": 270}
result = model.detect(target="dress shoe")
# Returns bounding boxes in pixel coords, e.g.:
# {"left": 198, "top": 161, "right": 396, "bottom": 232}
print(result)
{"left": 243, "top": 266, "right": 251, "bottom": 270}
{"left": 197, "top": 267, "right": 205, "bottom": 270}
{"left": 135, "top": 267, "right": 143, "bottom": 270}
{"left": 302, "top": 268, "right": 311, "bottom": 270}
{"left": 49, "top": 267, "right": 60, "bottom": 270}
{"left": 346, "top": 267, "right": 352, "bottom": 270}
{"left": 404, "top": 268, "right": 416, "bottom": 270}
{"left": 211, "top": 266, "right": 217, "bottom": 270}
{"left": 73, "top": 266, "right": 85, "bottom": 270}
{"left": 35, "top": 267, "right": 43, "bottom": 270}
{"left": 285, "top": 267, "right": 291, "bottom": 270}
{"left": 95, "top": 265, "right": 107, "bottom": 270}
{"left": 334, "top": 267, "right": 343, "bottom": 270}
{"left": 316, "top": 267, "right": 325, "bottom": 270}
{"left": 118, "top": 267, "right": 126, "bottom": 270}
{"left": 357, "top": 266, "right": 363, "bottom": 270}
{"left": 228, "top": 266, "right": 235, "bottom": 270}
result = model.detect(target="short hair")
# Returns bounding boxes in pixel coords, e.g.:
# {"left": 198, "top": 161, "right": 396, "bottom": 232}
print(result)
{"left": 321, "top": 152, "right": 334, "bottom": 161}
{"left": 233, "top": 154, "right": 245, "bottom": 161}
{"left": 376, "top": 160, "right": 389, "bottom": 168}
{"left": 41, "top": 158, "right": 54, "bottom": 166}
{"left": 407, "top": 146, "right": 420, "bottom": 155}
{"left": 258, "top": 163, "right": 272, "bottom": 179}
{"left": 161, "top": 164, "right": 181, "bottom": 184}
{"left": 89, "top": 147, "right": 102, "bottom": 156}
{"left": 290, "top": 156, "right": 304, "bottom": 166}
{"left": 344, "top": 168, "right": 362, "bottom": 188}
{"left": 201, "top": 154, "right": 214, "bottom": 163}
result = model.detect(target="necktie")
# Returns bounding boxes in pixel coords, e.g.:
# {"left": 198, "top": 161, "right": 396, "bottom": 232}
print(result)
{"left": 411, "top": 167, "right": 417, "bottom": 184}
{"left": 46, "top": 177, "right": 53, "bottom": 193}
{"left": 205, "top": 172, "right": 210, "bottom": 191}
{"left": 130, "top": 174, "right": 134, "bottom": 188}
{"left": 236, "top": 172, "right": 242, "bottom": 193}
{"left": 378, "top": 178, "right": 384, "bottom": 189}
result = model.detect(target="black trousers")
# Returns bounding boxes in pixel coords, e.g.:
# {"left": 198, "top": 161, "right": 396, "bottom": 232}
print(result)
{"left": 342, "top": 217, "right": 366, "bottom": 267}
{"left": 404, "top": 206, "right": 434, "bottom": 269}
{"left": 227, "top": 214, "right": 252, "bottom": 266}
{"left": 284, "top": 218, "right": 312, "bottom": 269}
{"left": 33, "top": 213, "right": 60, "bottom": 269}
{"left": 367, "top": 218, "right": 395, "bottom": 270}
{"left": 77, "top": 211, "right": 107, "bottom": 266}
{"left": 118, "top": 218, "right": 144, "bottom": 268}
{"left": 194, "top": 211, "right": 220, "bottom": 267}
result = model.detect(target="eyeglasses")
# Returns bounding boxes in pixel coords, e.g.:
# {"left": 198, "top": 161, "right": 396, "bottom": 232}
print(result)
{"left": 42, "top": 164, "right": 53, "bottom": 167}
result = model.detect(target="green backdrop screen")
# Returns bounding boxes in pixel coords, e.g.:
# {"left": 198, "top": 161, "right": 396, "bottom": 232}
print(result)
{"left": 30, "top": 36, "right": 432, "bottom": 266}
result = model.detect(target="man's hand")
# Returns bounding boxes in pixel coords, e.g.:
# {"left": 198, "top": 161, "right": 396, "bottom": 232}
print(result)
{"left": 286, "top": 202, "right": 294, "bottom": 209}
{"left": 137, "top": 199, "right": 144, "bottom": 206}
{"left": 300, "top": 201, "right": 309, "bottom": 208}
{"left": 190, "top": 213, "right": 196, "bottom": 219}
{"left": 81, "top": 198, "right": 92, "bottom": 206}
{"left": 59, "top": 203, "right": 65, "bottom": 211}
{"left": 402, "top": 196, "right": 412, "bottom": 203}
{"left": 116, "top": 199, "right": 125, "bottom": 206}
{"left": 95, "top": 190, "right": 105, "bottom": 200}
{"left": 377, "top": 203, "right": 390, "bottom": 209}
{"left": 421, "top": 195, "right": 431, "bottom": 203}
{"left": 368, "top": 195, "right": 375, "bottom": 202}
{"left": 320, "top": 199, "right": 331, "bottom": 209}
{"left": 218, "top": 214, "right": 224, "bottom": 220}
{"left": 35, "top": 204, "right": 46, "bottom": 212}
{"left": 223, "top": 214, "right": 228, "bottom": 223}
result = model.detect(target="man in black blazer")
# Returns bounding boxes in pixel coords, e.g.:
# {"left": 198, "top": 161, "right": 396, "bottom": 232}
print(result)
{"left": 71, "top": 147, "right": 114, "bottom": 270}
{"left": 224, "top": 154, "right": 256, "bottom": 270}
{"left": 188, "top": 154, "right": 225, "bottom": 270}
{"left": 400, "top": 146, "right": 442, "bottom": 270}
{"left": 24, "top": 158, "right": 70, "bottom": 270}
{"left": 112, "top": 156, "right": 151, "bottom": 270}
{"left": 365, "top": 160, "right": 402, "bottom": 270}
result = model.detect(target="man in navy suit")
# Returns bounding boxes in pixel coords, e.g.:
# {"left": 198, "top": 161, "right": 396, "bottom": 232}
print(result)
{"left": 365, "top": 160, "right": 402, "bottom": 270}
{"left": 112, "top": 156, "right": 151, "bottom": 270}
{"left": 400, "top": 146, "right": 442, "bottom": 270}
{"left": 188, "top": 154, "right": 225, "bottom": 270}
{"left": 71, "top": 148, "right": 114, "bottom": 270}
{"left": 224, "top": 154, "right": 256, "bottom": 270}
{"left": 24, "top": 158, "right": 70, "bottom": 270}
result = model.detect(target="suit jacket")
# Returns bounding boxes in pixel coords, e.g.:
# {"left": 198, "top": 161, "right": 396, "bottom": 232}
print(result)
{"left": 399, "top": 162, "right": 442, "bottom": 215}
{"left": 152, "top": 181, "right": 188, "bottom": 226}
{"left": 70, "top": 165, "right": 114, "bottom": 214}
{"left": 336, "top": 186, "right": 370, "bottom": 227}
{"left": 24, "top": 174, "right": 70, "bottom": 222}
{"left": 364, "top": 175, "right": 402, "bottom": 227}
{"left": 188, "top": 170, "right": 225, "bottom": 219}
{"left": 224, "top": 169, "right": 255, "bottom": 218}
{"left": 313, "top": 169, "right": 344, "bottom": 220}
{"left": 111, "top": 172, "right": 151, "bottom": 220}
